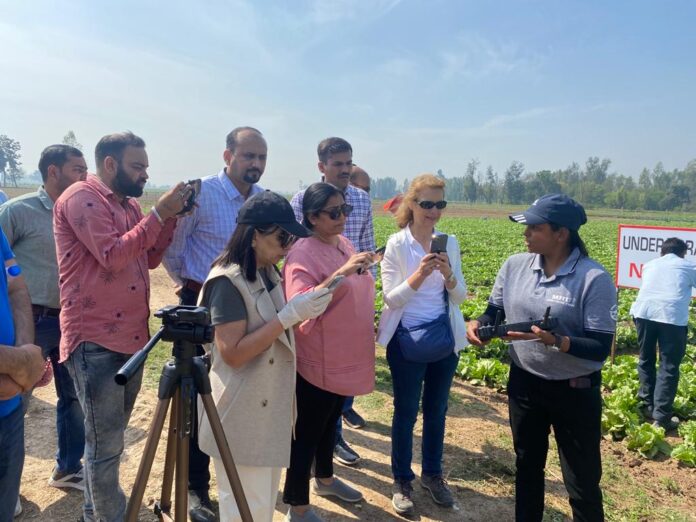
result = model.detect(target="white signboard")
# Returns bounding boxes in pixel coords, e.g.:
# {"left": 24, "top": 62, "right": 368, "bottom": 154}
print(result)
{"left": 616, "top": 224, "right": 696, "bottom": 296}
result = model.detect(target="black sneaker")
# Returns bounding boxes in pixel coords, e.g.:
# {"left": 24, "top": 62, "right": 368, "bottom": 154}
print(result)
{"left": 638, "top": 402, "right": 653, "bottom": 420}
{"left": 392, "top": 480, "right": 414, "bottom": 515}
{"left": 342, "top": 408, "right": 366, "bottom": 429}
{"left": 188, "top": 489, "right": 216, "bottom": 522}
{"left": 653, "top": 416, "right": 680, "bottom": 432}
{"left": 420, "top": 474, "right": 454, "bottom": 507}
{"left": 333, "top": 438, "right": 361, "bottom": 466}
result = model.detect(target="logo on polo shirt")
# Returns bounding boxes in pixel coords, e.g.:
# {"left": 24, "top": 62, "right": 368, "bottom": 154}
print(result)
{"left": 549, "top": 293, "right": 576, "bottom": 307}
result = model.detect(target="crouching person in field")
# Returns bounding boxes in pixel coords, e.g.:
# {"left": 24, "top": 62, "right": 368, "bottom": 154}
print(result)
{"left": 196, "top": 191, "right": 332, "bottom": 522}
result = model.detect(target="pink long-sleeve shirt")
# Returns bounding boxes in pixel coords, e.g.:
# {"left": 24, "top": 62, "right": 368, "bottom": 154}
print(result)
{"left": 54, "top": 174, "right": 176, "bottom": 362}
{"left": 282, "top": 235, "right": 375, "bottom": 397}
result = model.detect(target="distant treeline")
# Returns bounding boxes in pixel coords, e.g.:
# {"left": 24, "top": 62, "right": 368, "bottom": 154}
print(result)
{"left": 371, "top": 157, "right": 696, "bottom": 211}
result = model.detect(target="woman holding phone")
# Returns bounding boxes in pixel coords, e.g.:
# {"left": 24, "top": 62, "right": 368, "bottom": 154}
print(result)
{"left": 196, "top": 191, "right": 333, "bottom": 522}
{"left": 377, "top": 173, "right": 468, "bottom": 516}
{"left": 282, "top": 182, "right": 376, "bottom": 522}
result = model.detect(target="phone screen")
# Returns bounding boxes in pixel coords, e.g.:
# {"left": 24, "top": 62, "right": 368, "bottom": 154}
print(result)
{"left": 430, "top": 234, "right": 448, "bottom": 254}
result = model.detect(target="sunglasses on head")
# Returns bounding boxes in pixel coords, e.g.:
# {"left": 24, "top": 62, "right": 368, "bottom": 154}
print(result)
{"left": 417, "top": 200, "right": 447, "bottom": 210}
{"left": 319, "top": 203, "right": 353, "bottom": 220}
{"left": 257, "top": 226, "right": 297, "bottom": 248}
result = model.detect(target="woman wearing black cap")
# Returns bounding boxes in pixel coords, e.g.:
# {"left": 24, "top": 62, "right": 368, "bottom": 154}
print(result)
{"left": 196, "top": 190, "right": 333, "bottom": 522}
{"left": 467, "top": 194, "right": 616, "bottom": 522}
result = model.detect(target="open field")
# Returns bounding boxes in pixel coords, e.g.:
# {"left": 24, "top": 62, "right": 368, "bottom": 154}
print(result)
{"left": 9, "top": 189, "right": 696, "bottom": 520}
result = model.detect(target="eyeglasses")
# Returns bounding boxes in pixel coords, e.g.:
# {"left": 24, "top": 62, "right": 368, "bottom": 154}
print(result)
{"left": 416, "top": 200, "right": 447, "bottom": 210}
{"left": 257, "top": 226, "right": 297, "bottom": 248}
{"left": 319, "top": 203, "right": 353, "bottom": 220}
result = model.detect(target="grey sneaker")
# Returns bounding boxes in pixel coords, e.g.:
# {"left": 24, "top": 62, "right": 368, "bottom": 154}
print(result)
{"left": 333, "top": 438, "right": 360, "bottom": 466}
{"left": 312, "top": 477, "right": 363, "bottom": 502}
{"left": 49, "top": 466, "right": 85, "bottom": 491}
{"left": 284, "top": 507, "right": 324, "bottom": 522}
{"left": 653, "top": 416, "right": 680, "bottom": 432}
{"left": 421, "top": 474, "right": 454, "bottom": 507}
{"left": 392, "top": 480, "right": 414, "bottom": 515}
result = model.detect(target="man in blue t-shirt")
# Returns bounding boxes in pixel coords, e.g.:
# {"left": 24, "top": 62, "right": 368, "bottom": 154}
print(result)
{"left": 0, "top": 228, "right": 44, "bottom": 520}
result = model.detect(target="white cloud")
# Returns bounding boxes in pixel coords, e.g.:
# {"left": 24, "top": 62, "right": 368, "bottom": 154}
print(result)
{"left": 440, "top": 34, "right": 542, "bottom": 80}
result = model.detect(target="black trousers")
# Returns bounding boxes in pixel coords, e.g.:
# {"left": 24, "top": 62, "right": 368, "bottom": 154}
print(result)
{"left": 282, "top": 373, "right": 345, "bottom": 506}
{"left": 508, "top": 362, "right": 604, "bottom": 522}
{"left": 179, "top": 286, "right": 211, "bottom": 493}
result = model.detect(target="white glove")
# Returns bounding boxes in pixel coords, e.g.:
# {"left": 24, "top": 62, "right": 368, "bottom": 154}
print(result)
{"left": 277, "top": 288, "right": 333, "bottom": 329}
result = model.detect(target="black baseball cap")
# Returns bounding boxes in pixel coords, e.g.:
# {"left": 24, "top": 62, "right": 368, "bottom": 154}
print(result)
{"left": 509, "top": 193, "right": 587, "bottom": 231}
{"left": 237, "top": 190, "right": 312, "bottom": 237}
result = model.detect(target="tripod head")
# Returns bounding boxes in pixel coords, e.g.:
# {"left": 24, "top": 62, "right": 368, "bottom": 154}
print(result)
{"left": 115, "top": 305, "right": 214, "bottom": 385}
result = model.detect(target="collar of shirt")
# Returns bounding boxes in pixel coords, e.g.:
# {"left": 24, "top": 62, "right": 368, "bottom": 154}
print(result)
{"left": 37, "top": 185, "right": 54, "bottom": 211}
{"left": 530, "top": 247, "right": 581, "bottom": 282}
{"left": 217, "top": 169, "right": 263, "bottom": 202}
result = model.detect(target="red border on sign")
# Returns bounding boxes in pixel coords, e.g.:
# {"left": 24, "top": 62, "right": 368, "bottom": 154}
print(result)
{"left": 616, "top": 223, "right": 696, "bottom": 289}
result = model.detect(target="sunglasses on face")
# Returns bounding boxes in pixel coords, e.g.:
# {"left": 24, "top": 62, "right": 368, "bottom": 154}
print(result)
{"left": 319, "top": 203, "right": 353, "bottom": 220}
{"left": 258, "top": 226, "right": 297, "bottom": 248}
{"left": 416, "top": 200, "right": 447, "bottom": 210}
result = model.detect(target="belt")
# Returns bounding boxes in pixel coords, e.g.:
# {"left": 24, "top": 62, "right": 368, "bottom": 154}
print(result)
{"left": 32, "top": 304, "right": 60, "bottom": 318}
{"left": 181, "top": 279, "right": 203, "bottom": 294}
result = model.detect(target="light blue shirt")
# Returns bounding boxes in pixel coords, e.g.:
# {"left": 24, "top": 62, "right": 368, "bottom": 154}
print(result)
{"left": 0, "top": 190, "right": 8, "bottom": 205}
{"left": 162, "top": 169, "right": 264, "bottom": 285}
{"left": 630, "top": 253, "right": 696, "bottom": 326}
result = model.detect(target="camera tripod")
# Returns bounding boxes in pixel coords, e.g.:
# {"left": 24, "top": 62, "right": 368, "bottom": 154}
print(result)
{"left": 116, "top": 306, "right": 252, "bottom": 522}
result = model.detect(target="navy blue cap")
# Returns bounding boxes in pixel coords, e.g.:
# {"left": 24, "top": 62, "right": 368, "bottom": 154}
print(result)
{"left": 237, "top": 190, "right": 312, "bottom": 237}
{"left": 509, "top": 194, "right": 587, "bottom": 231}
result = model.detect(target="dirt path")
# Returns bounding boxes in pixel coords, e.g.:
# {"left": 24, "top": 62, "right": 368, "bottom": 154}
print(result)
{"left": 17, "top": 267, "right": 696, "bottom": 521}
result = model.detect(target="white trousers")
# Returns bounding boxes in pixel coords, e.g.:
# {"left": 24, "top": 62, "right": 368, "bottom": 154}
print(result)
{"left": 213, "top": 459, "right": 282, "bottom": 522}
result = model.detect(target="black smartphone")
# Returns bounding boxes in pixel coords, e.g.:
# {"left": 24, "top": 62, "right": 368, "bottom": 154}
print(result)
{"left": 177, "top": 179, "right": 201, "bottom": 215}
{"left": 430, "top": 233, "right": 448, "bottom": 254}
{"left": 375, "top": 246, "right": 386, "bottom": 256}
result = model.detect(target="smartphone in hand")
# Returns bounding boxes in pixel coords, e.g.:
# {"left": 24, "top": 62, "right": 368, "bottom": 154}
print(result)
{"left": 430, "top": 234, "right": 448, "bottom": 254}
{"left": 177, "top": 179, "right": 201, "bottom": 215}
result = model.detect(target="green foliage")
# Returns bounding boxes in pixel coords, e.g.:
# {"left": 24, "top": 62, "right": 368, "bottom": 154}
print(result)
{"left": 625, "top": 423, "right": 671, "bottom": 459}
{"left": 671, "top": 421, "right": 696, "bottom": 467}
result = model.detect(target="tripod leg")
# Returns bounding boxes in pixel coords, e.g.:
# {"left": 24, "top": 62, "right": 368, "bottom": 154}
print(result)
{"left": 175, "top": 386, "right": 191, "bottom": 522}
{"left": 200, "top": 393, "right": 254, "bottom": 522}
{"left": 125, "top": 396, "right": 172, "bottom": 522}
{"left": 156, "top": 390, "right": 179, "bottom": 519}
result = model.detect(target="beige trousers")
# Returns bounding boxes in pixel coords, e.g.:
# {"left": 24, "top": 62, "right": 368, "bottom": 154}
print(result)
{"left": 213, "top": 459, "right": 282, "bottom": 522}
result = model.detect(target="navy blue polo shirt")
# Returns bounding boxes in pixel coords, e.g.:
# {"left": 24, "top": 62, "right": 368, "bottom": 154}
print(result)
{"left": 490, "top": 248, "right": 617, "bottom": 380}
{"left": 0, "top": 229, "right": 19, "bottom": 417}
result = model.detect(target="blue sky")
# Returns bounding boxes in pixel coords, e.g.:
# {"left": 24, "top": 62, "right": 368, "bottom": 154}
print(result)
{"left": 1, "top": 0, "right": 695, "bottom": 192}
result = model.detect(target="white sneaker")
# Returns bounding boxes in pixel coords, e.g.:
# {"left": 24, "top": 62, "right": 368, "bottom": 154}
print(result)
{"left": 14, "top": 497, "right": 22, "bottom": 518}
{"left": 48, "top": 467, "right": 85, "bottom": 491}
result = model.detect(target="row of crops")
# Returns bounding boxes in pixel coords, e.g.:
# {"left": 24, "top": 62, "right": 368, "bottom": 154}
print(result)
{"left": 372, "top": 214, "right": 696, "bottom": 466}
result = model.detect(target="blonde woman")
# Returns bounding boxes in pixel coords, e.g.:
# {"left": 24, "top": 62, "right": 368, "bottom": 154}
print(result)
{"left": 377, "top": 174, "right": 468, "bottom": 516}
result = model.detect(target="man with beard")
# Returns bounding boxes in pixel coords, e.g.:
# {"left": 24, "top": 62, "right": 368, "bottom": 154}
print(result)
{"left": 0, "top": 144, "right": 88, "bottom": 498}
{"left": 290, "top": 137, "right": 375, "bottom": 467}
{"left": 53, "top": 131, "right": 191, "bottom": 522}
{"left": 162, "top": 126, "right": 266, "bottom": 521}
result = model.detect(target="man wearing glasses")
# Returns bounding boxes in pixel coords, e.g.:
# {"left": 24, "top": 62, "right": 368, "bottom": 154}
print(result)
{"left": 290, "top": 137, "right": 376, "bottom": 467}
{"left": 162, "top": 126, "right": 266, "bottom": 522}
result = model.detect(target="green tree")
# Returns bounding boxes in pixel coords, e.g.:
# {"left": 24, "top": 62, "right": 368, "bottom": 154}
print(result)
{"left": 0, "top": 134, "right": 23, "bottom": 187}
{"left": 62, "top": 130, "right": 83, "bottom": 150}
{"left": 503, "top": 161, "right": 525, "bottom": 204}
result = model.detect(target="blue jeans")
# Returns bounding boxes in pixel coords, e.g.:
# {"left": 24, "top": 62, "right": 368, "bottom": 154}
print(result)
{"left": 35, "top": 314, "right": 85, "bottom": 474}
{"left": 334, "top": 396, "right": 354, "bottom": 444}
{"left": 0, "top": 405, "right": 24, "bottom": 522}
{"left": 387, "top": 336, "right": 459, "bottom": 482}
{"left": 635, "top": 318, "right": 688, "bottom": 423}
{"left": 67, "top": 342, "right": 143, "bottom": 522}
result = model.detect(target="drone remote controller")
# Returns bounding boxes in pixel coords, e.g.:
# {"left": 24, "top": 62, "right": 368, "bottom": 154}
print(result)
{"left": 478, "top": 306, "right": 558, "bottom": 342}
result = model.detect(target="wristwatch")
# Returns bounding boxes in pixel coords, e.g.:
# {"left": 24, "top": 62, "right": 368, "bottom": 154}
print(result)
{"left": 552, "top": 334, "right": 565, "bottom": 351}
{"left": 446, "top": 272, "right": 456, "bottom": 284}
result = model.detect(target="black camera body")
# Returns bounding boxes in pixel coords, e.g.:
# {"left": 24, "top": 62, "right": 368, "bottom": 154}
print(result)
{"left": 156, "top": 305, "right": 213, "bottom": 345}
{"left": 478, "top": 306, "right": 558, "bottom": 342}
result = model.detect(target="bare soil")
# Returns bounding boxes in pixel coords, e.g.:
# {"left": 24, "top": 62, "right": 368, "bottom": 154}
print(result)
{"left": 17, "top": 266, "right": 696, "bottom": 522}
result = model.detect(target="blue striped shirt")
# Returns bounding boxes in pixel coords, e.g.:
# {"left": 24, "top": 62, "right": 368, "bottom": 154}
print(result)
{"left": 163, "top": 169, "right": 264, "bottom": 285}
